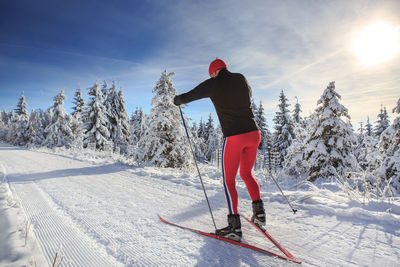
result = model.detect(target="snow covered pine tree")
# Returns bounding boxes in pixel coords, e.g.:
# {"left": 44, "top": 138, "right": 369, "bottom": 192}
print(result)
{"left": 71, "top": 87, "right": 85, "bottom": 118}
{"left": 12, "top": 92, "right": 30, "bottom": 146}
{"left": 105, "top": 81, "right": 130, "bottom": 152}
{"left": 82, "top": 81, "right": 110, "bottom": 150}
{"left": 374, "top": 106, "right": 390, "bottom": 137}
{"left": 70, "top": 87, "right": 86, "bottom": 149}
{"left": 273, "top": 90, "right": 295, "bottom": 166}
{"left": 137, "top": 71, "right": 192, "bottom": 168}
{"left": 129, "top": 106, "right": 146, "bottom": 146}
{"left": 254, "top": 101, "right": 271, "bottom": 151}
{"left": 26, "top": 110, "right": 46, "bottom": 147}
{"left": 377, "top": 97, "right": 400, "bottom": 195}
{"left": 304, "top": 81, "right": 359, "bottom": 182}
{"left": 43, "top": 90, "right": 74, "bottom": 148}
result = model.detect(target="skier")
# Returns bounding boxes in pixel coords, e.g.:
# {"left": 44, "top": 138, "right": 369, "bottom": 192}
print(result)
{"left": 173, "top": 58, "right": 265, "bottom": 242}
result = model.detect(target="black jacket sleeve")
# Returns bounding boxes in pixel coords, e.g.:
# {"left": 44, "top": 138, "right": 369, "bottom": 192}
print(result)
{"left": 174, "top": 78, "right": 216, "bottom": 105}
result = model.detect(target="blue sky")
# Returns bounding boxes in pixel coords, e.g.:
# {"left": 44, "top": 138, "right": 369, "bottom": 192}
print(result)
{"left": 1, "top": 0, "right": 399, "bottom": 130}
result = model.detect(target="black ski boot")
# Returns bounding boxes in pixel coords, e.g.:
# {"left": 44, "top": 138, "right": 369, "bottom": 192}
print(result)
{"left": 215, "top": 214, "right": 242, "bottom": 242}
{"left": 251, "top": 200, "right": 266, "bottom": 228}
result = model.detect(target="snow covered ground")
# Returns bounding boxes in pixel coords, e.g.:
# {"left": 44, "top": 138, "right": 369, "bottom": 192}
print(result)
{"left": 0, "top": 142, "right": 399, "bottom": 267}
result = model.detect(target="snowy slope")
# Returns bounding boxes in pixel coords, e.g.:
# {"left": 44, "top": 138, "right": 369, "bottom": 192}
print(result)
{"left": 0, "top": 142, "right": 399, "bottom": 266}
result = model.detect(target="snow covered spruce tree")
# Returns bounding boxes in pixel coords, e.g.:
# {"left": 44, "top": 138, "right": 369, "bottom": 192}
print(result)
{"left": 292, "top": 96, "right": 303, "bottom": 124}
{"left": 43, "top": 90, "right": 74, "bottom": 148}
{"left": 190, "top": 121, "right": 206, "bottom": 161}
{"left": 26, "top": 110, "right": 46, "bottom": 147}
{"left": 14, "top": 117, "right": 30, "bottom": 146}
{"left": 0, "top": 110, "right": 10, "bottom": 125}
{"left": 354, "top": 118, "right": 381, "bottom": 174}
{"left": 304, "top": 81, "right": 359, "bottom": 182}
{"left": 283, "top": 115, "right": 311, "bottom": 177}
{"left": 197, "top": 118, "right": 206, "bottom": 140}
{"left": 137, "top": 71, "right": 192, "bottom": 168}
{"left": 70, "top": 87, "right": 86, "bottom": 149}
{"left": 352, "top": 117, "right": 380, "bottom": 175}
{"left": 374, "top": 106, "right": 390, "bottom": 137}
{"left": 0, "top": 111, "right": 7, "bottom": 141}
{"left": 82, "top": 81, "right": 110, "bottom": 150}
{"left": 273, "top": 90, "right": 295, "bottom": 166}
{"left": 106, "top": 81, "right": 130, "bottom": 151}
{"left": 356, "top": 132, "right": 380, "bottom": 173}
{"left": 196, "top": 118, "right": 208, "bottom": 159}
{"left": 365, "top": 117, "right": 374, "bottom": 136}
{"left": 203, "top": 114, "right": 217, "bottom": 160}
{"left": 5, "top": 112, "right": 18, "bottom": 144}
{"left": 206, "top": 125, "right": 223, "bottom": 162}
{"left": 254, "top": 100, "right": 271, "bottom": 151}
{"left": 129, "top": 106, "right": 146, "bottom": 145}
{"left": 71, "top": 87, "right": 85, "bottom": 118}
{"left": 15, "top": 92, "right": 29, "bottom": 119}
{"left": 284, "top": 96, "right": 308, "bottom": 175}
{"left": 101, "top": 80, "right": 109, "bottom": 103}
{"left": 376, "top": 97, "right": 400, "bottom": 194}
{"left": 12, "top": 92, "right": 30, "bottom": 146}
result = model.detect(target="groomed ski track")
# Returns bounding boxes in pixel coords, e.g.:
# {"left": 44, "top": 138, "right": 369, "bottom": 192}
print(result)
{"left": 0, "top": 143, "right": 295, "bottom": 266}
{"left": 1, "top": 142, "right": 399, "bottom": 266}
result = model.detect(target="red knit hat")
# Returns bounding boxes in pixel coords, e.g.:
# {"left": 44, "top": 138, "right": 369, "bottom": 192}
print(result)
{"left": 209, "top": 58, "right": 227, "bottom": 76}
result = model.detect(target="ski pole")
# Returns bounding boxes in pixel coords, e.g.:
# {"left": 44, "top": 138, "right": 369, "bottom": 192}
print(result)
{"left": 178, "top": 106, "right": 217, "bottom": 231}
{"left": 269, "top": 173, "right": 298, "bottom": 214}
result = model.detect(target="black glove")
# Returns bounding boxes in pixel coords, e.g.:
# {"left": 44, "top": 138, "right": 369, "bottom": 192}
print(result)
{"left": 173, "top": 96, "right": 181, "bottom": 106}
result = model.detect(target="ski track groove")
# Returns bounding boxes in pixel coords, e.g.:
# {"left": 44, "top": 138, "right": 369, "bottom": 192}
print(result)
{"left": 40, "top": 173, "right": 165, "bottom": 266}
{"left": 12, "top": 181, "right": 120, "bottom": 267}
{"left": 45, "top": 169, "right": 186, "bottom": 265}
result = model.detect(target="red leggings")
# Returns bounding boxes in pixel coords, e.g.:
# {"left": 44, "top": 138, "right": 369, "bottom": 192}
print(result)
{"left": 222, "top": 130, "right": 261, "bottom": 215}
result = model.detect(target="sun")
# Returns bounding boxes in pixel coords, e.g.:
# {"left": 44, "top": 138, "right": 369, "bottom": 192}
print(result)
{"left": 351, "top": 21, "right": 400, "bottom": 65}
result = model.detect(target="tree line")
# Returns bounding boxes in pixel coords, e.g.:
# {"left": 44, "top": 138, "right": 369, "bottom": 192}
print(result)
{"left": 0, "top": 71, "right": 399, "bottom": 195}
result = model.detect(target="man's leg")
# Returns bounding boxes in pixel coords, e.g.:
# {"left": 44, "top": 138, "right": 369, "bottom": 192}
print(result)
{"left": 238, "top": 131, "right": 266, "bottom": 227}
{"left": 216, "top": 136, "right": 243, "bottom": 241}
{"left": 222, "top": 136, "right": 241, "bottom": 215}
{"left": 239, "top": 131, "right": 261, "bottom": 202}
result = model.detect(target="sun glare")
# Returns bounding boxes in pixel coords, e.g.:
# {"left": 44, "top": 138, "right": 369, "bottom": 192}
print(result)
{"left": 352, "top": 21, "right": 400, "bottom": 65}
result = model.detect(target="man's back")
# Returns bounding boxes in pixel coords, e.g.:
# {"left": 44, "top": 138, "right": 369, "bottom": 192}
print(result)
{"left": 210, "top": 69, "right": 258, "bottom": 137}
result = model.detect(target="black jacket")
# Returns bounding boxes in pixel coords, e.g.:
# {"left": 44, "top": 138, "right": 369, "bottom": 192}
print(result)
{"left": 174, "top": 69, "right": 258, "bottom": 137}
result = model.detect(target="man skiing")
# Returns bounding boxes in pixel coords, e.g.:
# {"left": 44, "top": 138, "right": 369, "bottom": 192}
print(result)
{"left": 173, "top": 58, "right": 265, "bottom": 242}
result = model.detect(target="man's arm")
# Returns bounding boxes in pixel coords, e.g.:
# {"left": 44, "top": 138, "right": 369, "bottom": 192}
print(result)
{"left": 174, "top": 78, "right": 215, "bottom": 105}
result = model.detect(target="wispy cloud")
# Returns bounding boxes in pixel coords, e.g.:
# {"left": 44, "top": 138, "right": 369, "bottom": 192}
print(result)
{"left": 1, "top": 0, "right": 399, "bottom": 128}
